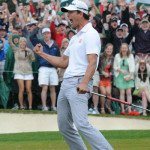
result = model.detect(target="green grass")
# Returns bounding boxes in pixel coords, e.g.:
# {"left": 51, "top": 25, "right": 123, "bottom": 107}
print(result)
{"left": 0, "top": 130, "right": 150, "bottom": 150}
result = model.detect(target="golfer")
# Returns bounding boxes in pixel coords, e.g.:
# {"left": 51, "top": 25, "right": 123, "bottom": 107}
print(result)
{"left": 34, "top": 1, "right": 113, "bottom": 149}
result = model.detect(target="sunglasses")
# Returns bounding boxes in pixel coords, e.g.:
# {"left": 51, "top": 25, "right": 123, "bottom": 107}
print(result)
{"left": 122, "top": 59, "right": 125, "bottom": 66}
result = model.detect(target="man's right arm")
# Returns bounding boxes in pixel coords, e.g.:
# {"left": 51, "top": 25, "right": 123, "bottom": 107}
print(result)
{"left": 34, "top": 44, "right": 69, "bottom": 69}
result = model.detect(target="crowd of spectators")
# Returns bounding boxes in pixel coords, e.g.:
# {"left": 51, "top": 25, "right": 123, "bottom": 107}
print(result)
{"left": 0, "top": 0, "right": 150, "bottom": 116}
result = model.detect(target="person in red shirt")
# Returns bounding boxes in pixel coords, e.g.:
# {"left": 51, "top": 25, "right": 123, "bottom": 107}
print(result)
{"left": 29, "top": 0, "right": 36, "bottom": 17}
{"left": 50, "top": 21, "right": 67, "bottom": 48}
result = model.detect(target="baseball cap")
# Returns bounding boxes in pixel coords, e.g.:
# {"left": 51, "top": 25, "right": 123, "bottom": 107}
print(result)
{"left": 135, "top": 15, "right": 141, "bottom": 20}
{"left": 58, "top": 20, "right": 68, "bottom": 27}
{"left": 57, "top": 22, "right": 66, "bottom": 27}
{"left": 14, "top": 24, "right": 22, "bottom": 29}
{"left": 26, "top": 18, "right": 38, "bottom": 26}
{"left": 42, "top": 28, "right": 51, "bottom": 34}
{"left": 57, "top": 11, "right": 64, "bottom": 16}
{"left": 141, "top": 19, "right": 149, "bottom": 24}
{"left": 116, "top": 27, "right": 123, "bottom": 32}
{"left": 110, "top": 16, "right": 118, "bottom": 22}
{"left": 142, "top": 13, "right": 148, "bottom": 18}
{"left": 61, "top": 0, "right": 89, "bottom": 15}
{"left": 120, "top": 23, "right": 128, "bottom": 28}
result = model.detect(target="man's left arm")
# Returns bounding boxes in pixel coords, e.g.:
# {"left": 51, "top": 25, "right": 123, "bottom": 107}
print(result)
{"left": 77, "top": 54, "right": 97, "bottom": 94}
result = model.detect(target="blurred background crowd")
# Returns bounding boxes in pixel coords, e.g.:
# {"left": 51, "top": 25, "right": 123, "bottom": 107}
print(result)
{"left": 0, "top": 0, "right": 150, "bottom": 116}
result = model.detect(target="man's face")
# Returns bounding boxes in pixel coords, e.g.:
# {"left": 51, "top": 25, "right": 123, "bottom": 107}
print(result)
{"left": 141, "top": 22, "right": 149, "bottom": 31}
{"left": 0, "top": 30, "right": 6, "bottom": 38}
{"left": 122, "top": 26, "right": 128, "bottom": 33}
{"left": 116, "top": 30, "right": 123, "bottom": 38}
{"left": 27, "top": 24, "right": 37, "bottom": 32}
{"left": 43, "top": 32, "right": 51, "bottom": 42}
{"left": 68, "top": 11, "right": 81, "bottom": 29}
{"left": 58, "top": 24, "right": 66, "bottom": 34}
{"left": 135, "top": 19, "right": 141, "bottom": 25}
{"left": 110, "top": 20, "right": 118, "bottom": 29}
{"left": 14, "top": 27, "right": 22, "bottom": 36}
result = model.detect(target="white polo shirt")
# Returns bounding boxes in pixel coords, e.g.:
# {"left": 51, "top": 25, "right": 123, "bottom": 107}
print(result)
{"left": 63, "top": 22, "right": 101, "bottom": 78}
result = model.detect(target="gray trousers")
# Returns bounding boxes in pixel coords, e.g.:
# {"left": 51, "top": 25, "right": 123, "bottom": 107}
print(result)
{"left": 57, "top": 77, "right": 113, "bottom": 150}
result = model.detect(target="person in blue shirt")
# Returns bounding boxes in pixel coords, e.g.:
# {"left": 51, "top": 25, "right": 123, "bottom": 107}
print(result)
{"left": 31, "top": 27, "right": 60, "bottom": 111}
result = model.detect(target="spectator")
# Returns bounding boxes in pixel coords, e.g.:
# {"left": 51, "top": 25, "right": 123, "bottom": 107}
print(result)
{"left": 50, "top": 20, "right": 67, "bottom": 48}
{"left": 104, "top": 16, "right": 118, "bottom": 45}
{"left": 0, "top": 25, "right": 9, "bottom": 52}
{"left": 29, "top": 0, "right": 36, "bottom": 17}
{"left": 91, "top": 14, "right": 103, "bottom": 34}
{"left": 5, "top": 34, "right": 20, "bottom": 90}
{"left": 0, "top": 25, "right": 9, "bottom": 78}
{"left": 120, "top": 23, "right": 129, "bottom": 38}
{"left": 0, "top": 36, "right": 5, "bottom": 79}
{"left": 9, "top": 35, "right": 35, "bottom": 110}
{"left": 113, "top": 43, "right": 135, "bottom": 115}
{"left": 134, "top": 15, "right": 141, "bottom": 26}
{"left": 58, "top": 38, "right": 69, "bottom": 83}
{"left": 88, "top": 70, "right": 100, "bottom": 114}
{"left": 133, "top": 19, "right": 150, "bottom": 54}
{"left": 31, "top": 27, "right": 60, "bottom": 111}
{"left": 134, "top": 56, "right": 150, "bottom": 116}
{"left": 67, "top": 29, "right": 76, "bottom": 40}
{"left": 98, "top": 43, "right": 114, "bottom": 114}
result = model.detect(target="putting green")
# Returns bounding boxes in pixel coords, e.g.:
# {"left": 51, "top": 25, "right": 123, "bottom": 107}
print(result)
{"left": 0, "top": 130, "right": 150, "bottom": 150}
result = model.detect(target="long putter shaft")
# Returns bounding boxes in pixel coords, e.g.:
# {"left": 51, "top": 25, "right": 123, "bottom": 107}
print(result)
{"left": 91, "top": 91, "right": 150, "bottom": 112}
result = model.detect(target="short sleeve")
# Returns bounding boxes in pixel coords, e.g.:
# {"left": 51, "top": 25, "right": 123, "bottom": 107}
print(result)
{"left": 84, "top": 30, "right": 101, "bottom": 56}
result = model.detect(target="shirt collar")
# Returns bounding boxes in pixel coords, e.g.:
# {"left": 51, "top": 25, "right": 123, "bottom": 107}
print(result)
{"left": 79, "top": 22, "right": 92, "bottom": 33}
{"left": 45, "top": 40, "right": 54, "bottom": 47}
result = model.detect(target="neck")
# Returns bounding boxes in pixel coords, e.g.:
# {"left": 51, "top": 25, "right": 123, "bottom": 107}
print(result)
{"left": 45, "top": 39, "right": 51, "bottom": 45}
{"left": 106, "top": 55, "right": 111, "bottom": 59}
{"left": 77, "top": 20, "right": 88, "bottom": 32}
{"left": 122, "top": 53, "right": 127, "bottom": 57}
{"left": 20, "top": 46, "right": 26, "bottom": 50}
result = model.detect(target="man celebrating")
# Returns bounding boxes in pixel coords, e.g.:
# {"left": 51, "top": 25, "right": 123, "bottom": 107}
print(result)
{"left": 34, "top": 0, "right": 113, "bottom": 149}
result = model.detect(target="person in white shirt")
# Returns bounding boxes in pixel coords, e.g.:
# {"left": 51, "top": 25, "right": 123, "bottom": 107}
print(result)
{"left": 134, "top": 59, "right": 150, "bottom": 116}
{"left": 34, "top": 1, "right": 113, "bottom": 150}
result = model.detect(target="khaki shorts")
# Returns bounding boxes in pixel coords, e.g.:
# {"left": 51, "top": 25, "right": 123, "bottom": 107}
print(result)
{"left": 93, "top": 71, "right": 100, "bottom": 87}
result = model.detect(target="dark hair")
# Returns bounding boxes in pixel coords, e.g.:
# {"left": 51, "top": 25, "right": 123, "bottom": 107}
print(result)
{"left": 93, "top": 15, "right": 103, "bottom": 33}
{"left": 77, "top": 10, "right": 89, "bottom": 20}
{"left": 138, "top": 66, "right": 147, "bottom": 82}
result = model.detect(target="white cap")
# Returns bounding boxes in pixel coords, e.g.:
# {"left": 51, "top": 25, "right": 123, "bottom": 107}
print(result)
{"left": 120, "top": 23, "right": 128, "bottom": 28}
{"left": 61, "top": 0, "right": 88, "bottom": 15}
{"left": 42, "top": 28, "right": 51, "bottom": 34}
{"left": 26, "top": 18, "right": 38, "bottom": 26}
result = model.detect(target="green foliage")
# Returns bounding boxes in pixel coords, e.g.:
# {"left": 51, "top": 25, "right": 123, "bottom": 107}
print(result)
{"left": 0, "top": 0, "right": 5, "bottom": 4}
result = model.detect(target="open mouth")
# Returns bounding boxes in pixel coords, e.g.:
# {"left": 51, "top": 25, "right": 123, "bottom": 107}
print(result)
{"left": 69, "top": 19, "right": 73, "bottom": 24}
